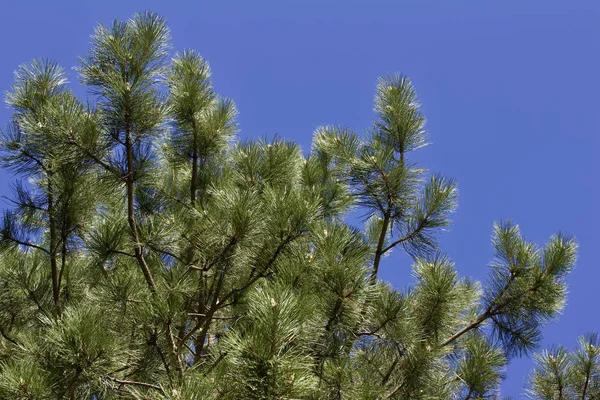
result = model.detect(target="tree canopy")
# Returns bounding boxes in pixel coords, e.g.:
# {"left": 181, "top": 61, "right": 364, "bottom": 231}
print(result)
{"left": 0, "top": 11, "right": 596, "bottom": 400}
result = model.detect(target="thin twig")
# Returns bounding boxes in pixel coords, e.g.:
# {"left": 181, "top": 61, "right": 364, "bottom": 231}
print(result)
{"left": 109, "top": 377, "right": 164, "bottom": 392}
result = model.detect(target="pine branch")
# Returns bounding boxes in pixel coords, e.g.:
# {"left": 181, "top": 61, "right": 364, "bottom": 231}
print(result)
{"left": 167, "top": 320, "right": 185, "bottom": 381}
{"left": 383, "top": 382, "right": 404, "bottom": 399}
{"left": 324, "top": 298, "right": 343, "bottom": 332}
{"left": 371, "top": 208, "right": 391, "bottom": 281}
{"left": 4, "top": 236, "right": 50, "bottom": 255}
{"left": 57, "top": 234, "right": 67, "bottom": 301}
{"left": 66, "top": 138, "right": 123, "bottom": 181}
{"left": 223, "top": 235, "right": 294, "bottom": 305}
{"left": 441, "top": 248, "right": 520, "bottom": 347}
{"left": 203, "top": 236, "right": 238, "bottom": 272}
{"left": 550, "top": 356, "right": 565, "bottom": 400}
{"left": 464, "top": 386, "right": 474, "bottom": 400}
{"left": 193, "top": 270, "right": 225, "bottom": 362}
{"left": 188, "top": 313, "right": 239, "bottom": 320}
{"left": 3, "top": 194, "right": 47, "bottom": 212}
{"left": 381, "top": 357, "right": 399, "bottom": 385}
{"left": 441, "top": 312, "right": 491, "bottom": 347}
{"left": 47, "top": 172, "right": 60, "bottom": 307}
{"left": 24, "top": 287, "right": 48, "bottom": 317}
{"left": 190, "top": 118, "right": 199, "bottom": 205}
{"left": 18, "top": 147, "right": 49, "bottom": 174}
{"left": 109, "top": 377, "right": 164, "bottom": 392}
{"left": 204, "top": 351, "right": 228, "bottom": 376}
{"left": 125, "top": 127, "right": 157, "bottom": 294}
{"left": 0, "top": 325, "right": 20, "bottom": 346}
{"left": 112, "top": 249, "right": 136, "bottom": 258}
{"left": 146, "top": 243, "right": 183, "bottom": 263}
{"left": 386, "top": 217, "right": 432, "bottom": 255}
{"left": 582, "top": 371, "right": 590, "bottom": 400}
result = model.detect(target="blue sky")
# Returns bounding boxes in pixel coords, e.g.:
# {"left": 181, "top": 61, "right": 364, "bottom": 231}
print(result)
{"left": 1, "top": 1, "right": 598, "bottom": 397}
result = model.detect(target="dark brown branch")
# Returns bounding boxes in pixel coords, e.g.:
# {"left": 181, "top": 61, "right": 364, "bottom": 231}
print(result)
{"left": 324, "top": 298, "right": 343, "bottom": 332}
{"left": 203, "top": 236, "right": 238, "bottom": 272}
{"left": 581, "top": 359, "right": 591, "bottom": 399}
{"left": 188, "top": 313, "right": 239, "bottom": 320}
{"left": 67, "top": 138, "right": 123, "bottom": 181}
{"left": 112, "top": 249, "right": 136, "bottom": 258}
{"left": 356, "top": 313, "right": 395, "bottom": 338}
{"left": 381, "top": 357, "right": 399, "bottom": 385}
{"left": 190, "top": 119, "right": 199, "bottom": 205}
{"left": 441, "top": 312, "right": 490, "bottom": 347}
{"left": 204, "top": 351, "right": 228, "bottom": 376}
{"left": 47, "top": 172, "right": 60, "bottom": 307}
{"left": 193, "top": 270, "right": 225, "bottom": 362}
{"left": 370, "top": 208, "right": 391, "bottom": 281}
{"left": 24, "top": 287, "right": 47, "bottom": 316}
{"left": 109, "top": 377, "right": 164, "bottom": 392}
{"left": 381, "top": 220, "right": 426, "bottom": 255}
{"left": 368, "top": 145, "right": 410, "bottom": 281}
{"left": 191, "top": 236, "right": 296, "bottom": 363}
{"left": 442, "top": 257, "right": 521, "bottom": 348}
{"left": 5, "top": 237, "right": 50, "bottom": 255}
{"left": 19, "top": 148, "right": 48, "bottom": 173}
{"left": 464, "top": 386, "right": 474, "bottom": 400}
{"left": 0, "top": 326, "right": 20, "bottom": 346}
{"left": 380, "top": 187, "right": 447, "bottom": 256}
{"left": 124, "top": 127, "right": 156, "bottom": 293}
{"left": 146, "top": 243, "right": 182, "bottom": 263}
{"left": 551, "top": 356, "right": 565, "bottom": 400}
{"left": 57, "top": 233, "right": 68, "bottom": 301}
{"left": 167, "top": 320, "right": 184, "bottom": 381}
{"left": 383, "top": 382, "right": 404, "bottom": 399}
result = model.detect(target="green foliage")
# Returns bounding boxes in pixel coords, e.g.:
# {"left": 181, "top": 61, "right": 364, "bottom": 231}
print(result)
{"left": 0, "top": 359, "right": 53, "bottom": 400}
{"left": 374, "top": 74, "right": 427, "bottom": 154}
{"left": 39, "top": 305, "right": 130, "bottom": 398}
{"left": 483, "top": 222, "right": 577, "bottom": 357}
{"left": 0, "top": 11, "right": 589, "bottom": 400}
{"left": 528, "top": 334, "right": 600, "bottom": 399}
{"left": 219, "top": 284, "right": 318, "bottom": 399}
{"left": 456, "top": 334, "right": 506, "bottom": 399}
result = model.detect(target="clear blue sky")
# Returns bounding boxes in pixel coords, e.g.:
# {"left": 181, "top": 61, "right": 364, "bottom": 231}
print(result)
{"left": 1, "top": 1, "right": 598, "bottom": 397}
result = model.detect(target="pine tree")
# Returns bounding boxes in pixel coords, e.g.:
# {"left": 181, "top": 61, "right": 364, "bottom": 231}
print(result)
{"left": 0, "top": 11, "right": 593, "bottom": 400}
